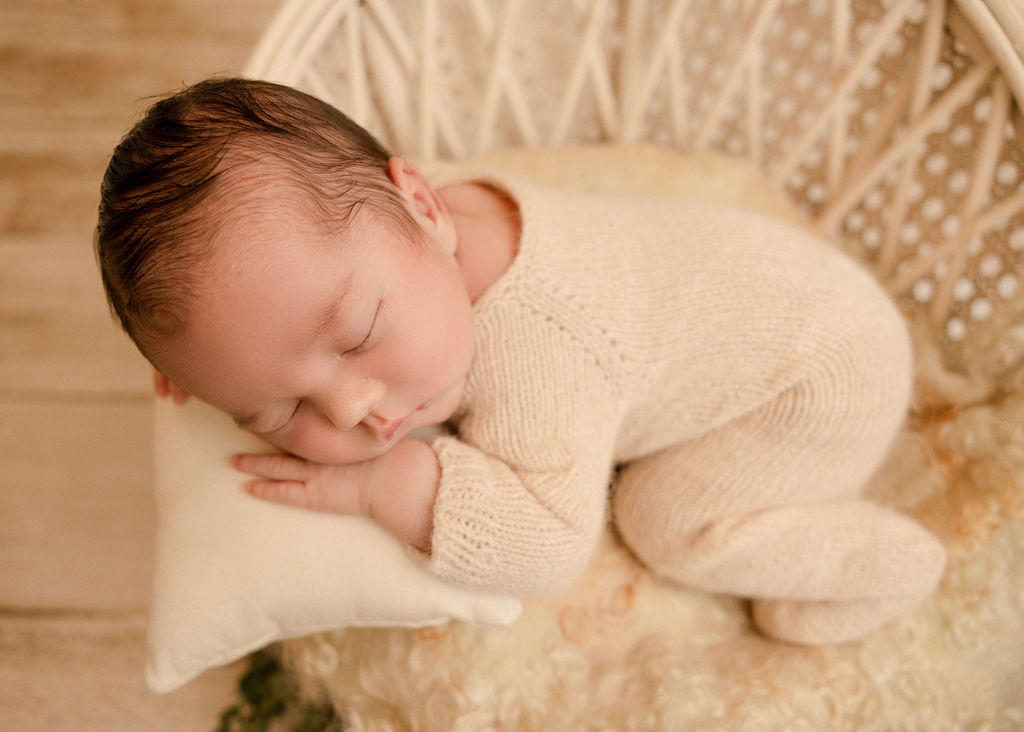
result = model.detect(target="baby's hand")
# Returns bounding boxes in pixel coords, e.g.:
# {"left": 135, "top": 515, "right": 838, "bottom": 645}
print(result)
{"left": 153, "top": 369, "right": 190, "bottom": 404}
{"left": 232, "top": 439, "right": 440, "bottom": 552}
{"left": 231, "top": 452, "right": 371, "bottom": 516}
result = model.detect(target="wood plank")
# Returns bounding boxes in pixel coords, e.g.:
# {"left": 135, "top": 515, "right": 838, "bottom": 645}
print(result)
{"left": 0, "top": 0, "right": 289, "bottom": 726}
{"left": 0, "top": 4, "right": 268, "bottom": 129}
{"left": 0, "top": 241, "right": 151, "bottom": 394}
{"left": 0, "top": 0, "right": 277, "bottom": 48}
{"left": 0, "top": 150, "right": 111, "bottom": 242}
{"left": 0, "top": 400, "right": 154, "bottom": 610}
{"left": 0, "top": 0, "right": 280, "bottom": 240}
{"left": 0, "top": 41, "right": 265, "bottom": 136}
{"left": 0, "top": 615, "right": 246, "bottom": 731}
{"left": 0, "top": 0, "right": 274, "bottom": 78}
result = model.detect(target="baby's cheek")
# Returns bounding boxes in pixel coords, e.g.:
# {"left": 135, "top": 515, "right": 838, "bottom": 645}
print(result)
{"left": 280, "top": 418, "right": 379, "bottom": 465}
{"left": 251, "top": 427, "right": 302, "bottom": 458}
{"left": 276, "top": 421, "right": 331, "bottom": 461}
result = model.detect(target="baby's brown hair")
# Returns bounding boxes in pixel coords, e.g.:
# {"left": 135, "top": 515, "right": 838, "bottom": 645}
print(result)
{"left": 96, "top": 77, "right": 415, "bottom": 361}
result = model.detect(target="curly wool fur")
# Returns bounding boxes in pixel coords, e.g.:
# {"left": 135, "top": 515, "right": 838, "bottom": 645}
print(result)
{"left": 274, "top": 151, "right": 1024, "bottom": 730}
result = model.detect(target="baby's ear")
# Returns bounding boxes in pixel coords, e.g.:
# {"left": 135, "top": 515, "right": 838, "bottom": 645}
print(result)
{"left": 387, "top": 157, "right": 456, "bottom": 251}
{"left": 388, "top": 157, "right": 435, "bottom": 218}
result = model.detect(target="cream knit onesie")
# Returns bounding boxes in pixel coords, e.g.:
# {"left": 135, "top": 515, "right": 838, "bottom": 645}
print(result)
{"left": 426, "top": 173, "right": 946, "bottom": 644}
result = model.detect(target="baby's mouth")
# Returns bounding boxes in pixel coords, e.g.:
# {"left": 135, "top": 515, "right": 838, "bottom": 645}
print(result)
{"left": 378, "top": 415, "right": 407, "bottom": 442}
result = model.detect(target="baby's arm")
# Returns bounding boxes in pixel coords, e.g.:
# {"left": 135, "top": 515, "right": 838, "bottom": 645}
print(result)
{"left": 233, "top": 437, "right": 439, "bottom": 552}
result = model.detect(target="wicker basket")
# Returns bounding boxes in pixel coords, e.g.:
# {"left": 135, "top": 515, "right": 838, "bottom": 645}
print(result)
{"left": 240, "top": 1, "right": 1024, "bottom": 727}
{"left": 246, "top": 0, "right": 1024, "bottom": 360}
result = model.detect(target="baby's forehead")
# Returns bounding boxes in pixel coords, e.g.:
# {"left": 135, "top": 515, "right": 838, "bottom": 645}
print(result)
{"left": 203, "top": 164, "right": 320, "bottom": 237}
{"left": 212, "top": 157, "right": 308, "bottom": 211}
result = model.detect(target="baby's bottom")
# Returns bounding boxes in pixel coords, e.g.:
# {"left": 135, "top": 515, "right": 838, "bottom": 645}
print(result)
{"left": 612, "top": 382, "right": 946, "bottom": 645}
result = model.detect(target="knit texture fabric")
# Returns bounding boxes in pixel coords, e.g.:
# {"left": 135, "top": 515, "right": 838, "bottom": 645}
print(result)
{"left": 424, "top": 172, "right": 945, "bottom": 642}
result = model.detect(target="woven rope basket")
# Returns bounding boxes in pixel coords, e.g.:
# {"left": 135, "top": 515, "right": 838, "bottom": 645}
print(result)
{"left": 246, "top": 0, "right": 1024, "bottom": 361}
{"left": 240, "top": 1, "right": 1024, "bottom": 727}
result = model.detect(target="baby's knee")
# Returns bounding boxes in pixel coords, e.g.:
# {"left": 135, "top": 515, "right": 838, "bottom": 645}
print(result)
{"left": 795, "top": 302, "right": 913, "bottom": 475}
{"left": 612, "top": 457, "right": 700, "bottom": 569}
{"left": 825, "top": 284, "right": 914, "bottom": 423}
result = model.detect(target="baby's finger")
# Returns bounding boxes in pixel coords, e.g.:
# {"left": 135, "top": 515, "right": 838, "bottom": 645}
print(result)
{"left": 244, "top": 479, "right": 316, "bottom": 510}
{"left": 244, "top": 479, "right": 349, "bottom": 514}
{"left": 153, "top": 370, "right": 190, "bottom": 403}
{"left": 232, "top": 452, "right": 312, "bottom": 482}
{"left": 169, "top": 382, "right": 190, "bottom": 404}
{"left": 153, "top": 370, "right": 170, "bottom": 397}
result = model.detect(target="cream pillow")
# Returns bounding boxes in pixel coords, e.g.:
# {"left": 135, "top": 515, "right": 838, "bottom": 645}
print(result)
{"left": 147, "top": 398, "right": 520, "bottom": 693}
{"left": 146, "top": 145, "right": 799, "bottom": 694}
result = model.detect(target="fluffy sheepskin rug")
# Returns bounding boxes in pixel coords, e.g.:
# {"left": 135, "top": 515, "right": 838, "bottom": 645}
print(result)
{"left": 273, "top": 150, "right": 1024, "bottom": 730}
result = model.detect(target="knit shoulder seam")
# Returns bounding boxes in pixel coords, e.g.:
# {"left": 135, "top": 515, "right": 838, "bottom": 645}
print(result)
{"left": 505, "top": 279, "right": 627, "bottom": 397}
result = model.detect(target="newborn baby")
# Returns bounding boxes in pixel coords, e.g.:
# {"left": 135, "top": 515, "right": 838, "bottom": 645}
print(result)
{"left": 97, "top": 77, "right": 945, "bottom": 645}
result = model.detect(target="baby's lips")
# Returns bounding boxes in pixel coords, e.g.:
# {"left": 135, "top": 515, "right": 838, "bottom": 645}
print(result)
{"left": 379, "top": 415, "right": 408, "bottom": 442}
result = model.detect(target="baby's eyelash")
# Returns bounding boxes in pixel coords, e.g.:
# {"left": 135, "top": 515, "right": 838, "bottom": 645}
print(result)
{"left": 265, "top": 400, "right": 302, "bottom": 433}
{"left": 350, "top": 300, "right": 381, "bottom": 354}
{"left": 351, "top": 330, "right": 372, "bottom": 354}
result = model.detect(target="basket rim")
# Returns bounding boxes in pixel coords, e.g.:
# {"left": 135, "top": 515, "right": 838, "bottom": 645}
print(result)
{"left": 243, "top": 0, "right": 1024, "bottom": 111}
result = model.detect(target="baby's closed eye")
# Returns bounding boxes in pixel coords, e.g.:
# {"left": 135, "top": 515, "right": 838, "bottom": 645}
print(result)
{"left": 345, "top": 299, "right": 381, "bottom": 356}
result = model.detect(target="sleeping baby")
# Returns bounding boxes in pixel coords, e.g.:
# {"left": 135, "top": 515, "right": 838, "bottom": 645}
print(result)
{"left": 97, "top": 77, "right": 945, "bottom": 645}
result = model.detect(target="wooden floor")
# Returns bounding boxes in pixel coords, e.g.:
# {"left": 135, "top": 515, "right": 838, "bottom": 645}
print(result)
{"left": 1, "top": 0, "right": 282, "bottom": 727}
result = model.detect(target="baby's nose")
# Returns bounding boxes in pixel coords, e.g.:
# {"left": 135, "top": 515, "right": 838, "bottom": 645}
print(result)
{"left": 321, "top": 378, "right": 386, "bottom": 431}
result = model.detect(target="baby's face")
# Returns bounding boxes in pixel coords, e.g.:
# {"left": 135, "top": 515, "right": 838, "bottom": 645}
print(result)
{"left": 161, "top": 191, "right": 474, "bottom": 465}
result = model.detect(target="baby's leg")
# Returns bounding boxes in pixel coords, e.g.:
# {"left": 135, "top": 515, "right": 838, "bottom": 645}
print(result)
{"left": 613, "top": 376, "right": 946, "bottom": 645}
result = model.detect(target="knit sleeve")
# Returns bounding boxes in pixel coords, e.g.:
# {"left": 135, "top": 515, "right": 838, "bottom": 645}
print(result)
{"left": 425, "top": 298, "right": 623, "bottom": 596}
